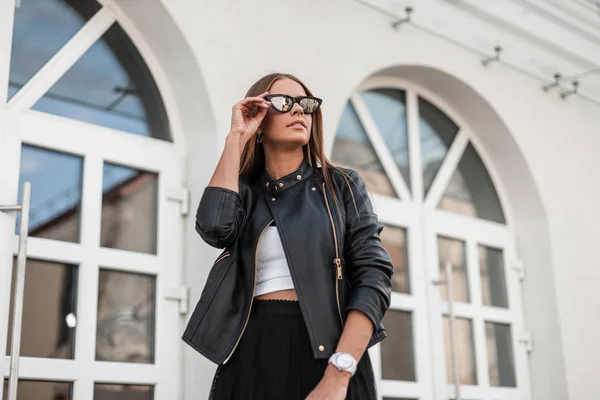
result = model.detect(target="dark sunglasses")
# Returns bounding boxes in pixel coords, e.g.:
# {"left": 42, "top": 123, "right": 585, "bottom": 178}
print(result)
{"left": 264, "top": 94, "right": 322, "bottom": 114}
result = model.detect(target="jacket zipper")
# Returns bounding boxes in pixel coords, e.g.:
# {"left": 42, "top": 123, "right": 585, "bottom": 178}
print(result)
{"left": 223, "top": 218, "right": 274, "bottom": 364}
{"left": 322, "top": 183, "right": 344, "bottom": 327}
{"left": 213, "top": 251, "right": 230, "bottom": 265}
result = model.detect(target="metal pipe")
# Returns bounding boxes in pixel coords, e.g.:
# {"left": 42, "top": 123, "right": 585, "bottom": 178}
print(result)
{"left": 0, "top": 206, "right": 22, "bottom": 211}
{"left": 3, "top": 182, "right": 32, "bottom": 400}
{"left": 445, "top": 262, "right": 461, "bottom": 400}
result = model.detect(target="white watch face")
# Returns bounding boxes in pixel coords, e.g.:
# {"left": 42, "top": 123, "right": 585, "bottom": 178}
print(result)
{"left": 336, "top": 353, "right": 354, "bottom": 369}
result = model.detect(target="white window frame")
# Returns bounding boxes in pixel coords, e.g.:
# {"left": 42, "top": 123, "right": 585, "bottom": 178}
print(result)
{"left": 0, "top": 3, "right": 184, "bottom": 398}
{"left": 350, "top": 77, "right": 531, "bottom": 400}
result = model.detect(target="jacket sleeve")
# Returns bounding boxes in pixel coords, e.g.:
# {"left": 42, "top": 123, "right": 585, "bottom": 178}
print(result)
{"left": 195, "top": 186, "right": 246, "bottom": 249}
{"left": 342, "top": 169, "right": 393, "bottom": 330}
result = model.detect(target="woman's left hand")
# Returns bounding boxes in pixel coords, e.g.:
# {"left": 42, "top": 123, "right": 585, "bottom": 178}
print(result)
{"left": 305, "top": 364, "right": 350, "bottom": 400}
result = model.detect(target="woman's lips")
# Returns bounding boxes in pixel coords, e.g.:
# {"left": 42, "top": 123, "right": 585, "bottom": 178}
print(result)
{"left": 288, "top": 123, "right": 306, "bottom": 130}
{"left": 287, "top": 120, "right": 307, "bottom": 129}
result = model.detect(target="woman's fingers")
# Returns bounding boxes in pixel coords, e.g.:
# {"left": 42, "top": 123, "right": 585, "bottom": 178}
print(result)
{"left": 230, "top": 92, "right": 270, "bottom": 136}
{"left": 251, "top": 106, "right": 268, "bottom": 125}
{"left": 238, "top": 99, "right": 271, "bottom": 113}
{"left": 253, "top": 106, "right": 269, "bottom": 121}
{"left": 239, "top": 94, "right": 268, "bottom": 104}
{"left": 257, "top": 91, "right": 269, "bottom": 98}
{"left": 238, "top": 92, "right": 270, "bottom": 107}
{"left": 244, "top": 97, "right": 268, "bottom": 104}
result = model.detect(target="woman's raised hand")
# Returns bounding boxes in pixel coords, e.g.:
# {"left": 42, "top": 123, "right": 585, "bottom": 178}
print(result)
{"left": 209, "top": 92, "right": 270, "bottom": 191}
{"left": 230, "top": 91, "right": 271, "bottom": 144}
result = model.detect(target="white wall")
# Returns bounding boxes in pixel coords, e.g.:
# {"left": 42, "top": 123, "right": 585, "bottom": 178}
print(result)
{"left": 124, "top": 0, "right": 600, "bottom": 398}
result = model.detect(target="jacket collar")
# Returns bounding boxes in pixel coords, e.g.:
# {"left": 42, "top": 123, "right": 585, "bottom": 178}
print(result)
{"left": 260, "top": 159, "right": 313, "bottom": 197}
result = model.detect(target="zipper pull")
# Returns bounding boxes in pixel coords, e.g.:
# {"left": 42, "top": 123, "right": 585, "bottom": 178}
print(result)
{"left": 334, "top": 258, "right": 342, "bottom": 279}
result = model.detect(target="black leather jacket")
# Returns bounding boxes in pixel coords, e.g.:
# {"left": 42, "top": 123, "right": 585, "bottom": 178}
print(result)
{"left": 182, "top": 160, "right": 393, "bottom": 365}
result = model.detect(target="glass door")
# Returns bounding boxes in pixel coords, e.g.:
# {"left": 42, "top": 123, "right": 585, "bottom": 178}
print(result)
{"left": 372, "top": 200, "right": 433, "bottom": 400}
{"left": 0, "top": 111, "right": 183, "bottom": 399}
{"left": 425, "top": 211, "right": 531, "bottom": 400}
{"left": 1, "top": 1, "right": 184, "bottom": 397}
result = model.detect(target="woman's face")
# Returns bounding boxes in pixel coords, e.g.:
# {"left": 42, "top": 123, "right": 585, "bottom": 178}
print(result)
{"left": 260, "top": 78, "right": 312, "bottom": 149}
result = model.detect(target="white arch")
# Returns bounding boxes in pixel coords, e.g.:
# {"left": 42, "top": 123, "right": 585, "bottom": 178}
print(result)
{"left": 333, "top": 65, "right": 567, "bottom": 400}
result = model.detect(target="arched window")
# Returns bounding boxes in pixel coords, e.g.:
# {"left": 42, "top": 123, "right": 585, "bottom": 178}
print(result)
{"left": 9, "top": 0, "right": 170, "bottom": 140}
{"left": 332, "top": 81, "right": 527, "bottom": 400}
{"left": 332, "top": 87, "right": 505, "bottom": 223}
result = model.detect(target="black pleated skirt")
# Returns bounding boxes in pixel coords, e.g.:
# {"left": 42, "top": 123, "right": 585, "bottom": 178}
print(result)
{"left": 209, "top": 299, "right": 377, "bottom": 400}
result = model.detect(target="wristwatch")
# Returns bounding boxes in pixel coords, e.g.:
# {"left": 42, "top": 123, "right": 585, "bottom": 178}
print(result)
{"left": 328, "top": 352, "right": 358, "bottom": 377}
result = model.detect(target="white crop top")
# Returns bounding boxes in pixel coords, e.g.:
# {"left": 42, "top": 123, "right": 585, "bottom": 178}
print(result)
{"left": 254, "top": 226, "right": 295, "bottom": 297}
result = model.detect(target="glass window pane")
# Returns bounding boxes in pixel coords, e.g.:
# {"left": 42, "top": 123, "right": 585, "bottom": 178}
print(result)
{"left": 30, "top": 21, "right": 170, "bottom": 140}
{"left": 479, "top": 246, "right": 508, "bottom": 308}
{"left": 101, "top": 163, "right": 158, "bottom": 254}
{"left": 16, "top": 145, "right": 83, "bottom": 243}
{"left": 3, "top": 379, "right": 72, "bottom": 400}
{"left": 419, "top": 97, "right": 459, "bottom": 198}
{"left": 381, "top": 310, "right": 416, "bottom": 381}
{"left": 438, "top": 143, "right": 506, "bottom": 224}
{"left": 96, "top": 269, "right": 156, "bottom": 363}
{"left": 361, "top": 89, "right": 410, "bottom": 189}
{"left": 437, "top": 237, "right": 469, "bottom": 303}
{"left": 381, "top": 225, "right": 410, "bottom": 293}
{"left": 486, "top": 322, "right": 517, "bottom": 387}
{"left": 94, "top": 383, "right": 154, "bottom": 400}
{"left": 443, "top": 317, "right": 477, "bottom": 385}
{"left": 6, "top": 259, "right": 78, "bottom": 359}
{"left": 332, "top": 103, "right": 399, "bottom": 198}
{"left": 9, "top": 0, "right": 100, "bottom": 100}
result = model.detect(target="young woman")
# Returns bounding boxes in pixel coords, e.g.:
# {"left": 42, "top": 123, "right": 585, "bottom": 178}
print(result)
{"left": 183, "top": 73, "right": 393, "bottom": 399}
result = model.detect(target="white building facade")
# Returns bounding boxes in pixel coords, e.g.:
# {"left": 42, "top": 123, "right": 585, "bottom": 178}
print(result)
{"left": 1, "top": 1, "right": 599, "bottom": 399}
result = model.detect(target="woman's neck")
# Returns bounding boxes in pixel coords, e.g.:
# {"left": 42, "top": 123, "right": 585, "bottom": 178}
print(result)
{"left": 264, "top": 150, "right": 304, "bottom": 180}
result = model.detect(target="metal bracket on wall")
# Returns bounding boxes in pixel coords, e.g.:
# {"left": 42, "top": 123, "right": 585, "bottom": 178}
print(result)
{"left": 560, "top": 80, "right": 580, "bottom": 99}
{"left": 391, "top": 6, "right": 413, "bottom": 29}
{"left": 543, "top": 73, "right": 563, "bottom": 92}
{"left": 164, "top": 285, "right": 189, "bottom": 315}
{"left": 482, "top": 46, "right": 502, "bottom": 67}
{"left": 518, "top": 331, "right": 533, "bottom": 353}
{"left": 512, "top": 260, "right": 525, "bottom": 281}
{"left": 166, "top": 187, "right": 190, "bottom": 217}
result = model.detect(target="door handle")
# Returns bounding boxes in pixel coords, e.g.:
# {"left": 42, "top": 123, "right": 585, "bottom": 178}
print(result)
{"left": 433, "top": 262, "right": 461, "bottom": 400}
{"left": 1, "top": 182, "right": 32, "bottom": 400}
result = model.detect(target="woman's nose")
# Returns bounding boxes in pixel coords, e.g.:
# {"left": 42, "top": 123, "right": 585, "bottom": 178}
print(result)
{"left": 291, "top": 102, "right": 304, "bottom": 115}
